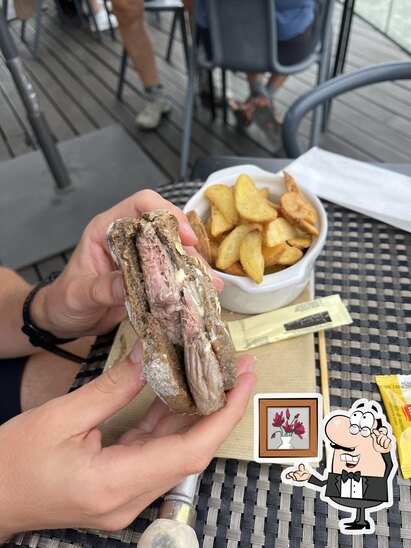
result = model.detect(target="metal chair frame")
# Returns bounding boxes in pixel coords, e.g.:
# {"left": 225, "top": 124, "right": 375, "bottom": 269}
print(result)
{"left": 281, "top": 61, "right": 411, "bottom": 158}
{"left": 179, "top": 0, "right": 336, "bottom": 180}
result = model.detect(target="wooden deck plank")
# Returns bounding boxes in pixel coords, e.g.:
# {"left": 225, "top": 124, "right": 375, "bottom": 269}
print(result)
{"left": 35, "top": 255, "right": 68, "bottom": 279}
{"left": 0, "top": 0, "right": 409, "bottom": 184}
{"left": 40, "top": 12, "right": 269, "bottom": 161}
{"left": 16, "top": 265, "right": 42, "bottom": 285}
{"left": 0, "top": 65, "right": 34, "bottom": 157}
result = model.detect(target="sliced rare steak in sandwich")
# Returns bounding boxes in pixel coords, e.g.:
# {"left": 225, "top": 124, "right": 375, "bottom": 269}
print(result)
{"left": 106, "top": 210, "right": 237, "bottom": 415}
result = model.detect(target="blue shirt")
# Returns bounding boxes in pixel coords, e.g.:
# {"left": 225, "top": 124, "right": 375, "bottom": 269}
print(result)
{"left": 196, "top": 0, "right": 315, "bottom": 41}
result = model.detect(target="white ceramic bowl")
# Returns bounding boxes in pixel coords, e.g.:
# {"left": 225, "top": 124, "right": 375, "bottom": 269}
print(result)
{"left": 184, "top": 165, "right": 328, "bottom": 314}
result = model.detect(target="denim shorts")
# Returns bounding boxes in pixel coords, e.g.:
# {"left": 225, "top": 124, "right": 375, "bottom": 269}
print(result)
{"left": 0, "top": 357, "right": 27, "bottom": 425}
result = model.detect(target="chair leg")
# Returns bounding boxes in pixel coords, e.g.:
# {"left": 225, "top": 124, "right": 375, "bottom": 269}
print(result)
{"left": 180, "top": 29, "right": 198, "bottom": 181}
{"left": 222, "top": 68, "right": 227, "bottom": 125}
{"left": 321, "top": 33, "right": 333, "bottom": 132}
{"left": 310, "top": 32, "right": 333, "bottom": 147}
{"left": 117, "top": 49, "right": 128, "bottom": 100}
{"left": 179, "top": 9, "right": 190, "bottom": 72}
{"left": 84, "top": 0, "right": 101, "bottom": 40}
{"left": 165, "top": 11, "right": 178, "bottom": 63}
{"left": 53, "top": 0, "right": 64, "bottom": 24}
{"left": 32, "top": 0, "right": 43, "bottom": 57}
{"left": 208, "top": 69, "right": 216, "bottom": 121}
{"left": 72, "top": 0, "right": 84, "bottom": 27}
{"left": 103, "top": 0, "right": 116, "bottom": 41}
{"left": 20, "top": 19, "right": 26, "bottom": 43}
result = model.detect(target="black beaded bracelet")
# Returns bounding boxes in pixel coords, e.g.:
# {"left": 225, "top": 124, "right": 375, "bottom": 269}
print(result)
{"left": 21, "top": 271, "right": 86, "bottom": 364}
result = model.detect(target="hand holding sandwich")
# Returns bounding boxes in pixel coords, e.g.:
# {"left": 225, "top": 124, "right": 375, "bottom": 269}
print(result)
{"left": 29, "top": 190, "right": 219, "bottom": 340}
{"left": 0, "top": 347, "right": 255, "bottom": 539}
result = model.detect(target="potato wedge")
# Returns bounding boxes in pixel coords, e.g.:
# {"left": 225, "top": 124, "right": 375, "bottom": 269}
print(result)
{"left": 264, "top": 217, "right": 303, "bottom": 247}
{"left": 186, "top": 210, "right": 212, "bottom": 264}
{"left": 264, "top": 265, "right": 286, "bottom": 275}
{"left": 186, "top": 210, "right": 203, "bottom": 226}
{"left": 216, "top": 223, "right": 261, "bottom": 270}
{"left": 276, "top": 244, "right": 303, "bottom": 266}
{"left": 209, "top": 240, "right": 219, "bottom": 265}
{"left": 224, "top": 262, "right": 246, "bottom": 276}
{"left": 283, "top": 170, "right": 300, "bottom": 193}
{"left": 262, "top": 242, "right": 288, "bottom": 267}
{"left": 234, "top": 174, "right": 277, "bottom": 223}
{"left": 239, "top": 230, "right": 265, "bottom": 284}
{"left": 204, "top": 184, "right": 239, "bottom": 225}
{"left": 280, "top": 191, "right": 318, "bottom": 229}
{"left": 287, "top": 236, "right": 312, "bottom": 249}
{"left": 211, "top": 204, "right": 233, "bottom": 237}
{"left": 267, "top": 200, "right": 281, "bottom": 213}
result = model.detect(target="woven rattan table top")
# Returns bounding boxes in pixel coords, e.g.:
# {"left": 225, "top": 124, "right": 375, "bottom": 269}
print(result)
{"left": 9, "top": 168, "right": 411, "bottom": 548}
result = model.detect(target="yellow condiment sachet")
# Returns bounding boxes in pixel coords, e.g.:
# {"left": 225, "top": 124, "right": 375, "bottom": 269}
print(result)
{"left": 376, "top": 374, "right": 411, "bottom": 479}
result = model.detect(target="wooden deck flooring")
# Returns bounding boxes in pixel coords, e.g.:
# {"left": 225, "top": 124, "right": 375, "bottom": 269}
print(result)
{"left": 0, "top": 1, "right": 410, "bottom": 282}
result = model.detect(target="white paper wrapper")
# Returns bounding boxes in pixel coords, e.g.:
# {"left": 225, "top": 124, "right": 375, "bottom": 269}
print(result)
{"left": 285, "top": 147, "right": 411, "bottom": 233}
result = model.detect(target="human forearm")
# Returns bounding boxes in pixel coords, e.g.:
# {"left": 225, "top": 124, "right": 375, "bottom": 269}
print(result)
{"left": 0, "top": 268, "right": 47, "bottom": 358}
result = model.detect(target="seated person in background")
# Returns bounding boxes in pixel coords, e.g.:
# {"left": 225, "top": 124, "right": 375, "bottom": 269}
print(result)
{"left": 0, "top": 190, "right": 255, "bottom": 540}
{"left": 111, "top": 0, "right": 173, "bottom": 130}
{"left": 196, "top": 0, "right": 323, "bottom": 144}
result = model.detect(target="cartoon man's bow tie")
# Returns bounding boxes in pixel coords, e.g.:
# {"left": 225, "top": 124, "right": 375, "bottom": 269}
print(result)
{"left": 341, "top": 470, "right": 361, "bottom": 482}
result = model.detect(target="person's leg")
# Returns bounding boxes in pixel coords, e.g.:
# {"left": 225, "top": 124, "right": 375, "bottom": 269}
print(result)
{"left": 89, "top": 0, "right": 119, "bottom": 31}
{"left": 112, "top": 0, "right": 172, "bottom": 129}
{"left": 112, "top": 0, "right": 160, "bottom": 88}
{"left": 20, "top": 336, "right": 94, "bottom": 411}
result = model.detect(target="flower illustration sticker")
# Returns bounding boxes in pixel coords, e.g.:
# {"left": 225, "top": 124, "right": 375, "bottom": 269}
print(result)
{"left": 254, "top": 393, "right": 322, "bottom": 463}
{"left": 271, "top": 408, "right": 306, "bottom": 449}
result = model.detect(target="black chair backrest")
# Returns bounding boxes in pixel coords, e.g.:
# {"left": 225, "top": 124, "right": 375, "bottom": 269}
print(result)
{"left": 206, "top": 0, "right": 335, "bottom": 75}
{"left": 207, "top": 0, "right": 276, "bottom": 73}
{"left": 282, "top": 61, "right": 411, "bottom": 158}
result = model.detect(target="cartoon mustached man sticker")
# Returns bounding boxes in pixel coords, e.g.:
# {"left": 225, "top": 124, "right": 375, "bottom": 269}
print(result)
{"left": 282, "top": 399, "right": 397, "bottom": 535}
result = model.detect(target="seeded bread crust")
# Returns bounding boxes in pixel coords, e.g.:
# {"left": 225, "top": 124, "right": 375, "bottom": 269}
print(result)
{"left": 106, "top": 210, "right": 237, "bottom": 415}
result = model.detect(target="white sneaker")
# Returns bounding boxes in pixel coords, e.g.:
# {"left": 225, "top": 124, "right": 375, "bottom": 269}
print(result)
{"left": 136, "top": 96, "right": 172, "bottom": 130}
{"left": 6, "top": 0, "right": 16, "bottom": 19}
{"left": 91, "top": 7, "right": 118, "bottom": 31}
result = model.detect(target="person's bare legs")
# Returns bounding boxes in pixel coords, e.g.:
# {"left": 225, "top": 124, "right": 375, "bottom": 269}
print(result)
{"left": 20, "top": 336, "right": 94, "bottom": 411}
{"left": 266, "top": 73, "right": 288, "bottom": 94}
{"left": 112, "top": 0, "right": 160, "bottom": 88}
{"left": 90, "top": 0, "right": 101, "bottom": 15}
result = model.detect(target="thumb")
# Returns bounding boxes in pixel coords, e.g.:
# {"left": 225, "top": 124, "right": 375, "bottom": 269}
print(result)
{"left": 77, "top": 270, "right": 125, "bottom": 309}
{"left": 58, "top": 341, "right": 145, "bottom": 433}
{"left": 298, "top": 463, "right": 306, "bottom": 472}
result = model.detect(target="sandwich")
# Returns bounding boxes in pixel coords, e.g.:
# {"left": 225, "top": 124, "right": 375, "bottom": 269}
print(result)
{"left": 106, "top": 210, "right": 237, "bottom": 415}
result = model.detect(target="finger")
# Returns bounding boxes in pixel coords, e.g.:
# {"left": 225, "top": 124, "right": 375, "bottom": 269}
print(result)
{"left": 371, "top": 430, "right": 378, "bottom": 440}
{"left": 237, "top": 355, "right": 256, "bottom": 374}
{"left": 384, "top": 437, "right": 391, "bottom": 449}
{"left": 92, "top": 190, "right": 198, "bottom": 246}
{"left": 185, "top": 246, "right": 224, "bottom": 292}
{"left": 116, "top": 370, "right": 256, "bottom": 487}
{"left": 121, "top": 355, "right": 254, "bottom": 441}
{"left": 378, "top": 426, "right": 388, "bottom": 436}
{"left": 56, "top": 341, "right": 145, "bottom": 433}
{"left": 298, "top": 463, "right": 306, "bottom": 472}
{"left": 72, "top": 270, "right": 126, "bottom": 309}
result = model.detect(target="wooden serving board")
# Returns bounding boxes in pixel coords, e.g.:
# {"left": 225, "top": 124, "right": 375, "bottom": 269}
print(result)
{"left": 99, "top": 285, "right": 316, "bottom": 462}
